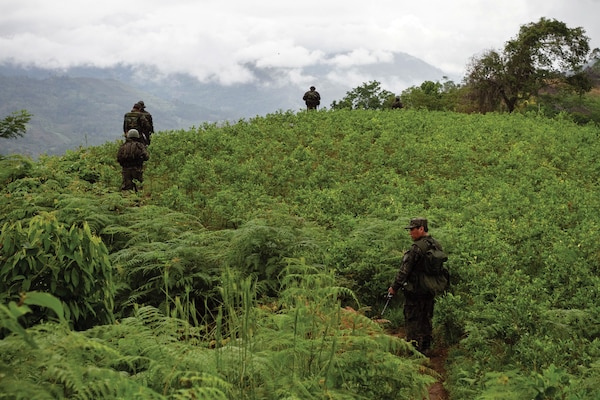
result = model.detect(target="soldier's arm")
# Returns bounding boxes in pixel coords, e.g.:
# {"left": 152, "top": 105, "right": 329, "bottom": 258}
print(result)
{"left": 391, "top": 250, "right": 413, "bottom": 292}
{"left": 140, "top": 145, "right": 149, "bottom": 161}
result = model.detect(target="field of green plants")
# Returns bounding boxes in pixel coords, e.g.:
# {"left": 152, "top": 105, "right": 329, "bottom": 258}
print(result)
{"left": 1, "top": 109, "right": 600, "bottom": 399}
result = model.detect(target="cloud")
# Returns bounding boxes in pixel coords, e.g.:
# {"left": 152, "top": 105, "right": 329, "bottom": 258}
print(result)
{"left": 1, "top": 0, "right": 599, "bottom": 88}
{"left": 326, "top": 49, "right": 395, "bottom": 68}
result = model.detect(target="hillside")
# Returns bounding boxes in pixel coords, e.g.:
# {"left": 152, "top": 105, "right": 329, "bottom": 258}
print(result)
{"left": 0, "top": 74, "right": 222, "bottom": 157}
{"left": 1, "top": 109, "right": 600, "bottom": 399}
{"left": 0, "top": 52, "right": 449, "bottom": 157}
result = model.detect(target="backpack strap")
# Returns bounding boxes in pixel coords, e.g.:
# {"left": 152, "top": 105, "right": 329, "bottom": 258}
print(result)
{"left": 414, "top": 237, "right": 433, "bottom": 253}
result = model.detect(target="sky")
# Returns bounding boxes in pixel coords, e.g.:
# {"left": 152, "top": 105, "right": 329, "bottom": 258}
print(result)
{"left": 1, "top": 0, "right": 599, "bottom": 88}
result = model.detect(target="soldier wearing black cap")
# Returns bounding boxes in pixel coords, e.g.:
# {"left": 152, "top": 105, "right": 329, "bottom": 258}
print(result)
{"left": 388, "top": 217, "right": 444, "bottom": 355}
{"left": 123, "top": 103, "right": 151, "bottom": 145}
{"left": 135, "top": 100, "right": 154, "bottom": 146}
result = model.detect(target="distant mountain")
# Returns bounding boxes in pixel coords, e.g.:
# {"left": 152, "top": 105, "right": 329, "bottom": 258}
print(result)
{"left": 0, "top": 52, "right": 452, "bottom": 157}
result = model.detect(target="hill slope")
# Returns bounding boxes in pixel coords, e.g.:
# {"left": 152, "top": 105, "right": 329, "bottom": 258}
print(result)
{"left": 0, "top": 52, "right": 449, "bottom": 157}
{"left": 2, "top": 110, "right": 599, "bottom": 398}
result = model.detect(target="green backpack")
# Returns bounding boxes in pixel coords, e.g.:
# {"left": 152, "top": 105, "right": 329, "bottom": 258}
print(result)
{"left": 124, "top": 112, "right": 149, "bottom": 133}
{"left": 305, "top": 91, "right": 320, "bottom": 104}
{"left": 415, "top": 237, "right": 450, "bottom": 296}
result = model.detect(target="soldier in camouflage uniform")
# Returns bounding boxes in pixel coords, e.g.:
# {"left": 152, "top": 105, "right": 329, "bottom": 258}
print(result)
{"left": 388, "top": 217, "right": 444, "bottom": 355}
{"left": 136, "top": 100, "right": 154, "bottom": 145}
{"left": 123, "top": 103, "right": 151, "bottom": 145}
{"left": 391, "top": 96, "right": 403, "bottom": 109}
{"left": 117, "top": 129, "right": 149, "bottom": 192}
{"left": 303, "top": 86, "right": 321, "bottom": 110}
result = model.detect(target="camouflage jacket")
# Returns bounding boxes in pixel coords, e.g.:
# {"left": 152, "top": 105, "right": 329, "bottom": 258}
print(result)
{"left": 117, "top": 139, "right": 149, "bottom": 168}
{"left": 123, "top": 110, "right": 151, "bottom": 135}
{"left": 391, "top": 235, "right": 442, "bottom": 295}
{"left": 303, "top": 90, "right": 321, "bottom": 104}
{"left": 140, "top": 110, "right": 154, "bottom": 135}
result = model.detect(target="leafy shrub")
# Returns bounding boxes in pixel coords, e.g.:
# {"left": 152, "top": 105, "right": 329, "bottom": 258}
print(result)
{"left": 0, "top": 212, "right": 114, "bottom": 329}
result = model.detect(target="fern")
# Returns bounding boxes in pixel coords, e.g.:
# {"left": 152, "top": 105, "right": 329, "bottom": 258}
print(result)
{"left": 0, "top": 154, "right": 34, "bottom": 185}
{"left": 211, "top": 260, "right": 433, "bottom": 399}
{"left": 110, "top": 230, "right": 223, "bottom": 321}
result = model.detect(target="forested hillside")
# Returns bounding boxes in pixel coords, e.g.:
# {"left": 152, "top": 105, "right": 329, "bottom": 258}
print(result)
{"left": 1, "top": 109, "right": 600, "bottom": 399}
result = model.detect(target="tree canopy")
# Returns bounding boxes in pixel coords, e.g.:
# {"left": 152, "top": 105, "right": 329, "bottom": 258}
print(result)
{"left": 465, "top": 18, "right": 598, "bottom": 112}
{"left": 400, "top": 79, "right": 464, "bottom": 111}
{"left": 331, "top": 80, "right": 395, "bottom": 110}
{"left": 0, "top": 110, "right": 32, "bottom": 139}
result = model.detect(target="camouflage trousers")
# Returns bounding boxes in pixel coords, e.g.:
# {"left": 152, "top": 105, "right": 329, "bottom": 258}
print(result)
{"left": 121, "top": 166, "right": 144, "bottom": 191}
{"left": 403, "top": 293, "right": 435, "bottom": 352}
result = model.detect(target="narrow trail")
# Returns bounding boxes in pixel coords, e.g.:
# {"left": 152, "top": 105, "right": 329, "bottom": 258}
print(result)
{"left": 425, "top": 346, "right": 449, "bottom": 400}
{"left": 386, "top": 327, "right": 449, "bottom": 400}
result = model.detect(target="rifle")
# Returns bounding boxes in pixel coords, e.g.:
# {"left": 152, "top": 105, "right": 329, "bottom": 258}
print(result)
{"left": 380, "top": 292, "right": 393, "bottom": 316}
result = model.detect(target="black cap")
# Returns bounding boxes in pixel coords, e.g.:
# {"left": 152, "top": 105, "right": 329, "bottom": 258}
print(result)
{"left": 404, "top": 218, "right": 428, "bottom": 230}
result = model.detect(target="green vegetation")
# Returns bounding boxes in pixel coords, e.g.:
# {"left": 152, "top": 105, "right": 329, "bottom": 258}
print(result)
{"left": 400, "top": 78, "right": 466, "bottom": 112}
{"left": 465, "top": 17, "right": 597, "bottom": 113}
{"left": 392, "top": 18, "right": 600, "bottom": 120}
{"left": 1, "top": 107, "right": 600, "bottom": 398}
{"left": 0, "top": 110, "right": 31, "bottom": 140}
{"left": 331, "top": 80, "right": 395, "bottom": 110}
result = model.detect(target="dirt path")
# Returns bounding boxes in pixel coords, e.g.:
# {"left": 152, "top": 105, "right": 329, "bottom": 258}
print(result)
{"left": 425, "top": 346, "right": 449, "bottom": 400}
{"left": 386, "top": 327, "right": 449, "bottom": 400}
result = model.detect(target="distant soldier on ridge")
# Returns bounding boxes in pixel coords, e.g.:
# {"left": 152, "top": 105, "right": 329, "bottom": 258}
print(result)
{"left": 123, "top": 103, "right": 151, "bottom": 145}
{"left": 303, "top": 86, "right": 321, "bottom": 110}
{"left": 391, "top": 96, "right": 404, "bottom": 109}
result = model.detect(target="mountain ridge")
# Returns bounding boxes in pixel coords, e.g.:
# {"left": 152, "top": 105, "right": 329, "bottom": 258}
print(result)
{"left": 0, "top": 51, "right": 453, "bottom": 157}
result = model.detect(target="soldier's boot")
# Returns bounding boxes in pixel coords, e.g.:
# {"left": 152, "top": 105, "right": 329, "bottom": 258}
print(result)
{"left": 418, "top": 336, "right": 433, "bottom": 356}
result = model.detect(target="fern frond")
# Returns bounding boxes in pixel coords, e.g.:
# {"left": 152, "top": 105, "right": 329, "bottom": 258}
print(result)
{"left": 54, "top": 194, "right": 116, "bottom": 233}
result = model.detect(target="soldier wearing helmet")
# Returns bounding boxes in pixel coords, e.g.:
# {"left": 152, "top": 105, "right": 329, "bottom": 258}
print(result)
{"left": 117, "top": 129, "right": 149, "bottom": 192}
{"left": 391, "top": 96, "right": 403, "bottom": 109}
{"left": 302, "top": 86, "right": 321, "bottom": 110}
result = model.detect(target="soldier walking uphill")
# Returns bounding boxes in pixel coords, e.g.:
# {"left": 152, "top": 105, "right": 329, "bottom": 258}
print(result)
{"left": 303, "top": 86, "right": 321, "bottom": 110}
{"left": 135, "top": 100, "right": 154, "bottom": 145}
{"left": 123, "top": 103, "right": 151, "bottom": 146}
{"left": 388, "top": 217, "right": 446, "bottom": 355}
{"left": 117, "top": 129, "right": 149, "bottom": 192}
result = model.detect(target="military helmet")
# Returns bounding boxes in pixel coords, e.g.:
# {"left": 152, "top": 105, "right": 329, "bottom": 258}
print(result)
{"left": 404, "top": 217, "right": 428, "bottom": 231}
{"left": 136, "top": 100, "right": 145, "bottom": 108}
{"left": 127, "top": 129, "right": 140, "bottom": 139}
{"left": 310, "top": 86, "right": 315, "bottom": 90}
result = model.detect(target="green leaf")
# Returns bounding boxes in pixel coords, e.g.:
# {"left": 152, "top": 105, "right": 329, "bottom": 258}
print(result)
{"left": 71, "top": 269, "right": 79, "bottom": 287}
{"left": 7, "top": 301, "right": 31, "bottom": 319}
{"left": 0, "top": 303, "right": 37, "bottom": 348}
{"left": 22, "top": 291, "right": 66, "bottom": 322}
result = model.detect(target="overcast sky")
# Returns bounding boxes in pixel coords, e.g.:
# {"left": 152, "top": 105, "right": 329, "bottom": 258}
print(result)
{"left": 1, "top": 0, "right": 599, "bottom": 87}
